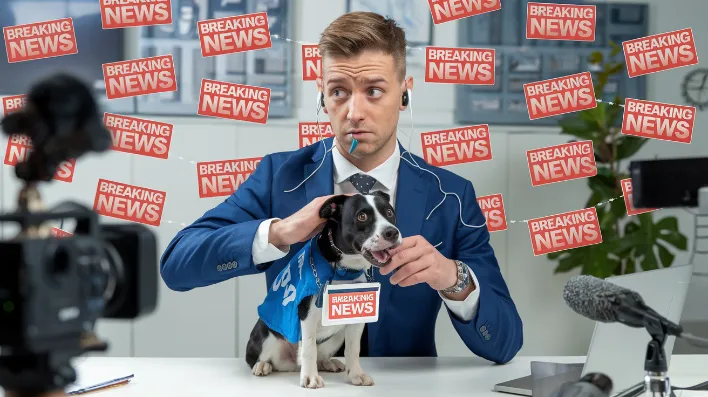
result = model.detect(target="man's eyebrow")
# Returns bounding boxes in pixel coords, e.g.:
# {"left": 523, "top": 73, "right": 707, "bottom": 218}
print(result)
{"left": 325, "top": 76, "right": 389, "bottom": 86}
{"left": 360, "top": 76, "right": 388, "bottom": 85}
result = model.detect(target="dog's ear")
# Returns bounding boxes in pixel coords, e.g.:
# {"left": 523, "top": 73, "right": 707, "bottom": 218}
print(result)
{"left": 319, "top": 194, "right": 348, "bottom": 219}
{"left": 371, "top": 190, "right": 391, "bottom": 203}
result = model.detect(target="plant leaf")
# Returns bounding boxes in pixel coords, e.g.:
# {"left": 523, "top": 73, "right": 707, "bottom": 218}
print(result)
{"left": 657, "top": 242, "right": 675, "bottom": 267}
{"left": 609, "top": 40, "right": 621, "bottom": 57}
{"left": 588, "top": 51, "right": 604, "bottom": 65}
{"left": 615, "top": 136, "right": 648, "bottom": 160}
{"left": 558, "top": 116, "right": 601, "bottom": 141}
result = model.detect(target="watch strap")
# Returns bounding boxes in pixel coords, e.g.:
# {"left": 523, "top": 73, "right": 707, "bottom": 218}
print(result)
{"left": 441, "top": 260, "right": 471, "bottom": 294}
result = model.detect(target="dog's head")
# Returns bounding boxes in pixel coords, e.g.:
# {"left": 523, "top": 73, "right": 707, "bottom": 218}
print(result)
{"left": 318, "top": 192, "right": 402, "bottom": 268}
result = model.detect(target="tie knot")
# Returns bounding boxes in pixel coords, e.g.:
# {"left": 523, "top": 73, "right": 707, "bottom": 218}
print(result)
{"left": 349, "top": 173, "right": 378, "bottom": 194}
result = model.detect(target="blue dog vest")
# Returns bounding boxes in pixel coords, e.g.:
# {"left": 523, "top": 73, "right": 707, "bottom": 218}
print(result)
{"left": 257, "top": 237, "right": 367, "bottom": 344}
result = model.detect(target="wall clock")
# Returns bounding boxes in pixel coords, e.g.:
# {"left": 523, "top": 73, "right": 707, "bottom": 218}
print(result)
{"left": 681, "top": 68, "right": 708, "bottom": 111}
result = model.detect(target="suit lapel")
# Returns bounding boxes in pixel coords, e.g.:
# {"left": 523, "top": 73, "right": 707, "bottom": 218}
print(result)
{"left": 372, "top": 144, "right": 429, "bottom": 350}
{"left": 304, "top": 139, "right": 334, "bottom": 203}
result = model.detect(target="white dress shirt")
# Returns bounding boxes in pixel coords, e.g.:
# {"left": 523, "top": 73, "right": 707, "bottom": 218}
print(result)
{"left": 250, "top": 141, "right": 481, "bottom": 321}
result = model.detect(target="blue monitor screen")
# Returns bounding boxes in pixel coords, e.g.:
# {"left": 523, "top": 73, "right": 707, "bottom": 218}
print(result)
{"left": 0, "top": 0, "right": 124, "bottom": 96}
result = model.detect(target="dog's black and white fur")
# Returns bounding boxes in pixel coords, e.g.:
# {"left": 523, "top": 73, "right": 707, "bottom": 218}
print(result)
{"left": 246, "top": 191, "right": 402, "bottom": 388}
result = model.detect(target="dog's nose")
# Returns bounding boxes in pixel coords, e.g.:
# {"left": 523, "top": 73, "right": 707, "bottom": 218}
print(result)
{"left": 383, "top": 227, "right": 399, "bottom": 241}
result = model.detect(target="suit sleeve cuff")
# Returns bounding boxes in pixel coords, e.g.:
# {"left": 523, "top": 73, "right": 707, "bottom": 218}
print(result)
{"left": 439, "top": 265, "right": 481, "bottom": 322}
{"left": 252, "top": 218, "right": 290, "bottom": 265}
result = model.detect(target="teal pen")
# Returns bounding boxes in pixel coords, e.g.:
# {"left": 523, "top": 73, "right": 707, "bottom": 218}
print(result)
{"left": 67, "top": 374, "right": 134, "bottom": 395}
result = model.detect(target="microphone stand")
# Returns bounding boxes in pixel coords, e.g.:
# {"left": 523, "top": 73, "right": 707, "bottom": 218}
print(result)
{"left": 643, "top": 314, "right": 671, "bottom": 397}
{"left": 612, "top": 313, "right": 673, "bottom": 397}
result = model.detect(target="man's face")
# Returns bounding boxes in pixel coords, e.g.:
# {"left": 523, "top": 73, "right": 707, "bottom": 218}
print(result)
{"left": 317, "top": 50, "right": 412, "bottom": 157}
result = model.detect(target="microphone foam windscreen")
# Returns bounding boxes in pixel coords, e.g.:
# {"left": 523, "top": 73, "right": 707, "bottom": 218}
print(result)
{"left": 562, "top": 275, "right": 629, "bottom": 322}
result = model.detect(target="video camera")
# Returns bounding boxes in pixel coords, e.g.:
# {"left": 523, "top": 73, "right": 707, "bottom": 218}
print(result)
{"left": 0, "top": 74, "right": 158, "bottom": 396}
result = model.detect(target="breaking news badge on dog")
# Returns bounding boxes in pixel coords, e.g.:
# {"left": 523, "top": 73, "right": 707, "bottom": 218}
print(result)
{"left": 321, "top": 282, "right": 381, "bottom": 327}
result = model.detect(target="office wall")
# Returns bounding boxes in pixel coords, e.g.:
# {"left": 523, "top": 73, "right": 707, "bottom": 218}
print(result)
{"left": 1, "top": 0, "right": 706, "bottom": 359}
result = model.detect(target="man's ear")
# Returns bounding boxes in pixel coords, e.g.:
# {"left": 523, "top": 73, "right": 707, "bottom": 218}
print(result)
{"left": 319, "top": 195, "right": 348, "bottom": 218}
{"left": 371, "top": 190, "right": 391, "bottom": 203}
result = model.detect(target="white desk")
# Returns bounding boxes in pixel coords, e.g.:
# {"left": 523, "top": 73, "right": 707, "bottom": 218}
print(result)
{"left": 2, "top": 355, "right": 708, "bottom": 397}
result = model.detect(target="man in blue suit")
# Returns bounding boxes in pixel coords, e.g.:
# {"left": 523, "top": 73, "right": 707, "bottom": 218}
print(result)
{"left": 160, "top": 11, "right": 522, "bottom": 364}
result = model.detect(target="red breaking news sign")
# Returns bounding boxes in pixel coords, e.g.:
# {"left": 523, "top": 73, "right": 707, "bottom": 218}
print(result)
{"left": 526, "top": 140, "right": 597, "bottom": 187}
{"left": 477, "top": 193, "right": 508, "bottom": 232}
{"left": 524, "top": 71, "right": 596, "bottom": 120}
{"left": 198, "top": 12, "right": 272, "bottom": 57}
{"left": 527, "top": 207, "right": 603, "bottom": 256}
{"left": 198, "top": 79, "right": 270, "bottom": 124}
{"left": 4, "top": 134, "right": 76, "bottom": 183}
{"left": 299, "top": 122, "right": 334, "bottom": 148}
{"left": 100, "top": 0, "right": 173, "bottom": 29}
{"left": 3, "top": 17, "right": 78, "bottom": 63}
{"left": 526, "top": 2, "right": 596, "bottom": 41}
{"left": 425, "top": 46, "right": 495, "bottom": 85}
{"left": 105, "top": 113, "right": 173, "bottom": 159}
{"left": 51, "top": 227, "right": 73, "bottom": 237}
{"left": 196, "top": 157, "right": 262, "bottom": 198}
{"left": 2, "top": 95, "right": 27, "bottom": 116}
{"left": 623, "top": 28, "right": 698, "bottom": 78}
{"left": 103, "top": 55, "right": 177, "bottom": 99}
{"left": 421, "top": 124, "right": 492, "bottom": 166}
{"left": 302, "top": 44, "right": 322, "bottom": 81}
{"left": 427, "top": 0, "right": 501, "bottom": 24}
{"left": 94, "top": 179, "right": 166, "bottom": 226}
{"left": 621, "top": 98, "right": 695, "bottom": 144}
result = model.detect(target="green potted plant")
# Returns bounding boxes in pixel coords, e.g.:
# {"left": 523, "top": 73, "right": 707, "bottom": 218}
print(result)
{"left": 547, "top": 41, "right": 688, "bottom": 278}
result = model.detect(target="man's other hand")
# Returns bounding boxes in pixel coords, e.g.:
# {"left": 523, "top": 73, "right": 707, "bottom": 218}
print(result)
{"left": 268, "top": 194, "right": 347, "bottom": 248}
{"left": 379, "top": 235, "right": 458, "bottom": 291}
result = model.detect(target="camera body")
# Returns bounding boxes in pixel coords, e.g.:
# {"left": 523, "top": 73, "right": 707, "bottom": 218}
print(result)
{"left": 0, "top": 205, "right": 158, "bottom": 391}
{"left": 0, "top": 208, "right": 157, "bottom": 354}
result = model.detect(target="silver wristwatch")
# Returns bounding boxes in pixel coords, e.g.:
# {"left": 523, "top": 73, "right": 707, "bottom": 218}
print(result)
{"left": 441, "top": 260, "right": 472, "bottom": 294}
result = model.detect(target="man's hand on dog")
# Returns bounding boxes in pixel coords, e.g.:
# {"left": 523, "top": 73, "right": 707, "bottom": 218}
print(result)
{"left": 379, "top": 236, "right": 475, "bottom": 300}
{"left": 268, "top": 194, "right": 355, "bottom": 249}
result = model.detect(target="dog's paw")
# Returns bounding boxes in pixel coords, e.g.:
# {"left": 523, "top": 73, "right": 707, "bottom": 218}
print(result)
{"left": 348, "top": 370, "right": 374, "bottom": 386}
{"left": 318, "top": 358, "right": 345, "bottom": 372}
{"left": 300, "top": 373, "right": 325, "bottom": 389}
{"left": 251, "top": 361, "right": 272, "bottom": 376}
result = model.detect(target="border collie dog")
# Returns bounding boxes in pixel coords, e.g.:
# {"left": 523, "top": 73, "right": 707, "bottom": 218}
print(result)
{"left": 246, "top": 191, "right": 402, "bottom": 388}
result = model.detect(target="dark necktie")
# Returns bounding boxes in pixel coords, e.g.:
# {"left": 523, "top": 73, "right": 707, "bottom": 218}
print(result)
{"left": 333, "top": 172, "right": 378, "bottom": 357}
{"left": 349, "top": 173, "right": 378, "bottom": 194}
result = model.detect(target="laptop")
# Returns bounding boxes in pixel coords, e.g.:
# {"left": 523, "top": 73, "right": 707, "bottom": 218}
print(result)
{"left": 493, "top": 264, "right": 695, "bottom": 397}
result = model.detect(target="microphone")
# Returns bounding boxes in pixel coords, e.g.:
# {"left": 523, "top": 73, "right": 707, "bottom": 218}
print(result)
{"left": 562, "top": 275, "right": 708, "bottom": 348}
{"left": 551, "top": 373, "right": 613, "bottom": 397}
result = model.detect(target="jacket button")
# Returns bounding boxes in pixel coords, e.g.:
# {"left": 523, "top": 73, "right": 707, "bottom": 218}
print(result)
{"left": 480, "top": 325, "right": 487, "bottom": 332}
{"left": 485, "top": 334, "right": 491, "bottom": 340}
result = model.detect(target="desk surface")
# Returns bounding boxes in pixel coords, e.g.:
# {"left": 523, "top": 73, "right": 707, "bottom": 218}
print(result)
{"left": 2, "top": 355, "right": 708, "bottom": 397}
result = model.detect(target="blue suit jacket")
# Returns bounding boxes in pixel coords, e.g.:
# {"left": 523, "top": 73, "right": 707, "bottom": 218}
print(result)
{"left": 160, "top": 138, "right": 523, "bottom": 364}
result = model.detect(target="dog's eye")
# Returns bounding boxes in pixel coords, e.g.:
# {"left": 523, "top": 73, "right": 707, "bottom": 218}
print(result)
{"left": 357, "top": 213, "right": 367, "bottom": 222}
{"left": 386, "top": 209, "right": 393, "bottom": 218}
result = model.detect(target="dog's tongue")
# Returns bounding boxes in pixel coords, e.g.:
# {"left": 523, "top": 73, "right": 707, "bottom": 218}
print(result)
{"left": 371, "top": 249, "right": 390, "bottom": 263}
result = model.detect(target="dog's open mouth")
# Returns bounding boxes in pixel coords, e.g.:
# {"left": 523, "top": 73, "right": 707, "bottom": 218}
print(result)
{"left": 362, "top": 242, "right": 401, "bottom": 267}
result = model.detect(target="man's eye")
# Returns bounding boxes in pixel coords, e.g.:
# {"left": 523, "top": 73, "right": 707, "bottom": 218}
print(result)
{"left": 369, "top": 88, "right": 383, "bottom": 97}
